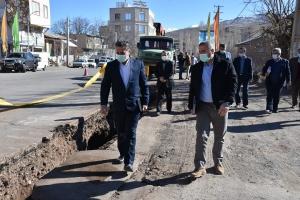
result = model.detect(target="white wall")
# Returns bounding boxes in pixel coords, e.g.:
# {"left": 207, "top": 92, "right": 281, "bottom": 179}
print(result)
{"left": 29, "top": 0, "right": 50, "bottom": 28}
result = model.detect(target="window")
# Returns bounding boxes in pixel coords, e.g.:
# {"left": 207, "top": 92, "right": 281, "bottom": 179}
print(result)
{"left": 125, "top": 13, "right": 132, "bottom": 20}
{"left": 115, "top": 25, "right": 121, "bottom": 32}
{"left": 139, "top": 12, "right": 145, "bottom": 21}
{"left": 139, "top": 25, "right": 146, "bottom": 34}
{"left": 31, "top": 1, "right": 40, "bottom": 16}
{"left": 43, "top": 5, "right": 48, "bottom": 19}
{"left": 140, "top": 38, "right": 173, "bottom": 50}
{"left": 115, "top": 13, "right": 121, "bottom": 21}
{"left": 125, "top": 25, "right": 131, "bottom": 32}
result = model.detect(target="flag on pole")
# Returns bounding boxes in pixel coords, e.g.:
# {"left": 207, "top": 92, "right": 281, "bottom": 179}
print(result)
{"left": 1, "top": 7, "right": 8, "bottom": 54}
{"left": 12, "top": 12, "right": 20, "bottom": 52}
{"left": 214, "top": 7, "right": 220, "bottom": 51}
{"left": 207, "top": 12, "right": 211, "bottom": 42}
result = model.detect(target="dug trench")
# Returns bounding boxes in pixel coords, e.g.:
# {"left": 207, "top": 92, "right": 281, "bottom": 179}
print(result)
{"left": 0, "top": 85, "right": 157, "bottom": 200}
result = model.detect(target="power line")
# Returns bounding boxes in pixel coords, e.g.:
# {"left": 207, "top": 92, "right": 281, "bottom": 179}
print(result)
{"left": 230, "top": 1, "right": 252, "bottom": 24}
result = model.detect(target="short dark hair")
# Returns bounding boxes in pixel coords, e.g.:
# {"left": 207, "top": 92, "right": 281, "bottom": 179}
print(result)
{"left": 115, "top": 40, "right": 130, "bottom": 49}
{"left": 219, "top": 43, "right": 225, "bottom": 48}
{"left": 199, "top": 41, "right": 212, "bottom": 50}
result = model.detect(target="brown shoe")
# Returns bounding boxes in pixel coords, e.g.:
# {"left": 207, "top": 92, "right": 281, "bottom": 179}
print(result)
{"left": 215, "top": 164, "right": 224, "bottom": 175}
{"left": 191, "top": 167, "right": 207, "bottom": 178}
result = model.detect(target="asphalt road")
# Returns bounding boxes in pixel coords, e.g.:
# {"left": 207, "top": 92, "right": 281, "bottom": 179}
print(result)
{"left": 0, "top": 67, "right": 101, "bottom": 158}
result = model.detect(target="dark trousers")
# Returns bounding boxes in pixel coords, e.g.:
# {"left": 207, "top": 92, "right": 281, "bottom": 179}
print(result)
{"left": 156, "top": 81, "right": 172, "bottom": 112}
{"left": 114, "top": 108, "right": 140, "bottom": 165}
{"left": 266, "top": 82, "right": 282, "bottom": 112}
{"left": 292, "top": 80, "right": 300, "bottom": 107}
{"left": 235, "top": 75, "right": 249, "bottom": 106}
{"left": 179, "top": 64, "right": 184, "bottom": 79}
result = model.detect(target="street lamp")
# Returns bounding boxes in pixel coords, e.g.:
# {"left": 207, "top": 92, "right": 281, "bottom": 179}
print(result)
{"left": 27, "top": 10, "right": 40, "bottom": 51}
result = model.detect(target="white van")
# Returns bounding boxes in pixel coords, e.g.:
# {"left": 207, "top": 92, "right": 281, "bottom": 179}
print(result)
{"left": 32, "top": 52, "right": 50, "bottom": 71}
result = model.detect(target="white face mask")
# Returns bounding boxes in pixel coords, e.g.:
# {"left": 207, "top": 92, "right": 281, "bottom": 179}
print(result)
{"left": 161, "top": 56, "right": 167, "bottom": 61}
{"left": 199, "top": 54, "right": 210, "bottom": 63}
{"left": 116, "top": 54, "right": 128, "bottom": 63}
{"left": 239, "top": 53, "right": 245, "bottom": 57}
{"left": 272, "top": 54, "right": 279, "bottom": 60}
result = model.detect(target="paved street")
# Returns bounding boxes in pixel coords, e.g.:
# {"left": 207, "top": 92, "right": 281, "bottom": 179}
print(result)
{"left": 0, "top": 67, "right": 101, "bottom": 158}
{"left": 31, "top": 80, "right": 300, "bottom": 200}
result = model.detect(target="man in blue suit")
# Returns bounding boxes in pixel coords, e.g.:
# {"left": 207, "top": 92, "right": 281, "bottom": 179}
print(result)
{"left": 233, "top": 47, "right": 253, "bottom": 109}
{"left": 100, "top": 41, "right": 149, "bottom": 172}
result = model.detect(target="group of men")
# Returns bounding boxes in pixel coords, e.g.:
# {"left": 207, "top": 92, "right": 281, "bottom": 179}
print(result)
{"left": 100, "top": 40, "right": 300, "bottom": 178}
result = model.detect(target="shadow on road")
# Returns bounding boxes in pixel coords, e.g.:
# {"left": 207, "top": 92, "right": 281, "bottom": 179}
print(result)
{"left": 228, "top": 119, "right": 300, "bottom": 133}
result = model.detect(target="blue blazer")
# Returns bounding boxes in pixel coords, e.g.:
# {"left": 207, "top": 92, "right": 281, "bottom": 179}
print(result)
{"left": 101, "top": 58, "right": 149, "bottom": 112}
{"left": 233, "top": 56, "right": 253, "bottom": 80}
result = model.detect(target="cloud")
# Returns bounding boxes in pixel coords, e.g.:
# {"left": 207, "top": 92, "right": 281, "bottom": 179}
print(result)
{"left": 165, "top": 27, "right": 178, "bottom": 32}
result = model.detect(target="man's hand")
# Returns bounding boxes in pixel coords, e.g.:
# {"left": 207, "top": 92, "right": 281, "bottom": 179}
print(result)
{"left": 142, "top": 105, "right": 148, "bottom": 112}
{"left": 218, "top": 103, "right": 230, "bottom": 117}
{"left": 159, "top": 76, "right": 166, "bottom": 83}
{"left": 100, "top": 105, "right": 109, "bottom": 116}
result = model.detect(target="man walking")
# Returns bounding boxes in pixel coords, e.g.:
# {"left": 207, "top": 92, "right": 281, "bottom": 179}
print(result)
{"left": 215, "top": 43, "right": 232, "bottom": 61}
{"left": 289, "top": 47, "right": 300, "bottom": 111}
{"left": 178, "top": 51, "right": 185, "bottom": 80}
{"left": 185, "top": 52, "right": 192, "bottom": 80}
{"left": 100, "top": 41, "right": 149, "bottom": 172}
{"left": 156, "top": 51, "right": 174, "bottom": 115}
{"left": 262, "top": 48, "right": 291, "bottom": 113}
{"left": 233, "top": 47, "right": 253, "bottom": 109}
{"left": 188, "top": 41, "right": 237, "bottom": 178}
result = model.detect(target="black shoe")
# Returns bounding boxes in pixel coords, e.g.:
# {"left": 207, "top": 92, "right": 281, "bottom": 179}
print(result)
{"left": 124, "top": 164, "right": 134, "bottom": 172}
{"left": 156, "top": 111, "right": 161, "bottom": 116}
{"left": 242, "top": 106, "right": 248, "bottom": 110}
{"left": 272, "top": 110, "right": 278, "bottom": 113}
{"left": 116, "top": 156, "right": 124, "bottom": 164}
{"left": 167, "top": 110, "right": 172, "bottom": 114}
{"left": 265, "top": 110, "right": 272, "bottom": 114}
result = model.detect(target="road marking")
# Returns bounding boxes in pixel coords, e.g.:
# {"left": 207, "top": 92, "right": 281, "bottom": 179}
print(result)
{"left": 0, "top": 64, "right": 106, "bottom": 107}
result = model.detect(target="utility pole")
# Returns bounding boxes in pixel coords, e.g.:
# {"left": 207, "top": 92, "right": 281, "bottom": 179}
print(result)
{"left": 291, "top": 0, "right": 300, "bottom": 57}
{"left": 66, "top": 17, "right": 70, "bottom": 67}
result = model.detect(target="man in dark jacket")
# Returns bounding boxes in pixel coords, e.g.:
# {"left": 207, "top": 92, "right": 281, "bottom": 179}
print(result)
{"left": 100, "top": 41, "right": 149, "bottom": 172}
{"left": 178, "top": 52, "right": 185, "bottom": 80}
{"left": 156, "top": 51, "right": 174, "bottom": 115}
{"left": 289, "top": 47, "right": 300, "bottom": 111}
{"left": 262, "top": 48, "right": 291, "bottom": 113}
{"left": 233, "top": 47, "right": 253, "bottom": 109}
{"left": 188, "top": 41, "right": 237, "bottom": 178}
{"left": 215, "top": 43, "right": 232, "bottom": 61}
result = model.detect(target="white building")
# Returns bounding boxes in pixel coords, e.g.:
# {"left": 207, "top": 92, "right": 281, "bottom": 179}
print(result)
{"left": 19, "top": 0, "right": 51, "bottom": 52}
{"left": 0, "top": 0, "right": 50, "bottom": 54}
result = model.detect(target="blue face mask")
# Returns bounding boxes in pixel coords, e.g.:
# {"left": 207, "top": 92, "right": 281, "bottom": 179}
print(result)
{"left": 116, "top": 54, "right": 128, "bottom": 63}
{"left": 199, "top": 54, "right": 209, "bottom": 63}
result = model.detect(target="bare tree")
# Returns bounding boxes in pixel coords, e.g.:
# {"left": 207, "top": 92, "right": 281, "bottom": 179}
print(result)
{"left": 51, "top": 19, "right": 68, "bottom": 34}
{"left": 71, "top": 17, "right": 90, "bottom": 35}
{"left": 88, "top": 19, "right": 105, "bottom": 36}
{"left": 256, "top": 0, "right": 296, "bottom": 58}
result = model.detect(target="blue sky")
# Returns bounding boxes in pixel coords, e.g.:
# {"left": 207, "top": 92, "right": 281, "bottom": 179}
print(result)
{"left": 50, "top": 0, "right": 255, "bottom": 30}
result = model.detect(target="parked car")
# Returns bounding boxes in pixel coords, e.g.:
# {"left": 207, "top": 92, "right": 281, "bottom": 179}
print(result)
{"left": 1, "top": 52, "right": 37, "bottom": 73}
{"left": 87, "top": 59, "right": 97, "bottom": 68}
{"left": 97, "top": 57, "right": 114, "bottom": 68}
{"left": 32, "top": 52, "right": 49, "bottom": 71}
{"left": 72, "top": 59, "right": 88, "bottom": 68}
